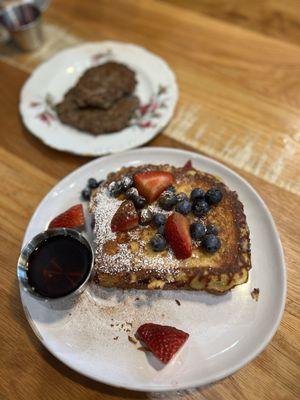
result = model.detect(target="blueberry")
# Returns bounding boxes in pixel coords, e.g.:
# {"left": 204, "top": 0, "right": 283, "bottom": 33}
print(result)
{"left": 121, "top": 175, "right": 134, "bottom": 191}
{"left": 190, "top": 222, "right": 206, "bottom": 240}
{"left": 108, "top": 181, "right": 122, "bottom": 197}
{"left": 176, "top": 199, "right": 192, "bottom": 215}
{"left": 206, "top": 223, "right": 218, "bottom": 235}
{"left": 150, "top": 234, "right": 167, "bottom": 252}
{"left": 125, "top": 187, "right": 139, "bottom": 200}
{"left": 176, "top": 192, "right": 189, "bottom": 202}
{"left": 202, "top": 234, "right": 221, "bottom": 253}
{"left": 87, "top": 178, "right": 99, "bottom": 189}
{"left": 81, "top": 187, "right": 91, "bottom": 201}
{"left": 192, "top": 199, "right": 210, "bottom": 217}
{"left": 157, "top": 224, "right": 165, "bottom": 235}
{"left": 190, "top": 188, "right": 205, "bottom": 202}
{"left": 153, "top": 213, "right": 166, "bottom": 227}
{"left": 205, "top": 188, "right": 223, "bottom": 205}
{"left": 139, "top": 208, "right": 153, "bottom": 225}
{"left": 166, "top": 185, "right": 176, "bottom": 194}
{"left": 133, "top": 196, "right": 146, "bottom": 209}
{"left": 159, "top": 192, "right": 177, "bottom": 211}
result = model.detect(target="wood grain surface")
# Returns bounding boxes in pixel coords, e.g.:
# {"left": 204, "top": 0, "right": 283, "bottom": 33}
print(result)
{"left": 0, "top": 1, "right": 299, "bottom": 399}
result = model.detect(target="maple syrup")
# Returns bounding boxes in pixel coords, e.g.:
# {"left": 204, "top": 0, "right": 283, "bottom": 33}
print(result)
{"left": 27, "top": 235, "right": 92, "bottom": 298}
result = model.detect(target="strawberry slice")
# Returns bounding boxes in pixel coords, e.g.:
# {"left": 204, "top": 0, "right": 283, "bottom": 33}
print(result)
{"left": 136, "top": 323, "right": 189, "bottom": 364}
{"left": 48, "top": 204, "right": 85, "bottom": 229}
{"left": 134, "top": 171, "right": 174, "bottom": 203}
{"left": 165, "top": 212, "right": 192, "bottom": 259}
{"left": 183, "top": 159, "right": 193, "bottom": 169}
{"left": 111, "top": 200, "right": 139, "bottom": 232}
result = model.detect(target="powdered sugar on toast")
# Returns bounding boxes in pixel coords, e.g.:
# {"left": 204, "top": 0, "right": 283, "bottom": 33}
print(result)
{"left": 91, "top": 186, "right": 181, "bottom": 276}
{"left": 89, "top": 163, "right": 251, "bottom": 291}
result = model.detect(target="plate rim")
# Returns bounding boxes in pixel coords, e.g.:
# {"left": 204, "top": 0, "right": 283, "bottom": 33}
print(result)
{"left": 19, "top": 147, "right": 287, "bottom": 392}
{"left": 19, "top": 41, "right": 179, "bottom": 156}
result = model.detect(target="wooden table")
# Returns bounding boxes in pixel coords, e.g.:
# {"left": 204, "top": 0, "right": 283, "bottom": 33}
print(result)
{"left": 0, "top": 1, "right": 299, "bottom": 399}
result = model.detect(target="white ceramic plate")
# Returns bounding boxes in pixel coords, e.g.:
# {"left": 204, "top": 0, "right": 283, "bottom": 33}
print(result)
{"left": 19, "top": 148, "right": 286, "bottom": 392}
{"left": 19, "top": 42, "right": 178, "bottom": 156}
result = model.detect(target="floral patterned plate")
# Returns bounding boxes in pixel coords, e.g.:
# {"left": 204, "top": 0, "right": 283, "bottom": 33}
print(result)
{"left": 19, "top": 41, "right": 178, "bottom": 156}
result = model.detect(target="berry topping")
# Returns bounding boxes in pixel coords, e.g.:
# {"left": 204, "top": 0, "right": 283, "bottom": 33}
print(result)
{"left": 133, "top": 195, "right": 147, "bottom": 209}
{"left": 176, "top": 192, "right": 189, "bottom": 202}
{"left": 81, "top": 187, "right": 91, "bottom": 201}
{"left": 136, "top": 323, "right": 189, "bottom": 364}
{"left": 183, "top": 159, "right": 193, "bottom": 169}
{"left": 190, "top": 188, "right": 205, "bottom": 202}
{"left": 175, "top": 199, "right": 192, "bottom": 215}
{"left": 205, "top": 188, "right": 223, "bottom": 205}
{"left": 165, "top": 212, "right": 192, "bottom": 259}
{"left": 206, "top": 223, "right": 219, "bottom": 235}
{"left": 139, "top": 208, "right": 153, "bottom": 225}
{"left": 157, "top": 224, "right": 165, "bottom": 235}
{"left": 49, "top": 204, "right": 85, "bottom": 229}
{"left": 125, "top": 187, "right": 139, "bottom": 200}
{"left": 192, "top": 199, "right": 210, "bottom": 217}
{"left": 134, "top": 171, "right": 174, "bottom": 203}
{"left": 121, "top": 175, "right": 134, "bottom": 191}
{"left": 159, "top": 191, "right": 178, "bottom": 211}
{"left": 87, "top": 178, "right": 99, "bottom": 189}
{"left": 111, "top": 200, "right": 139, "bottom": 233}
{"left": 108, "top": 181, "right": 122, "bottom": 197}
{"left": 153, "top": 213, "right": 167, "bottom": 227}
{"left": 150, "top": 234, "right": 167, "bottom": 252}
{"left": 166, "top": 185, "right": 176, "bottom": 194}
{"left": 202, "top": 234, "right": 221, "bottom": 253}
{"left": 190, "top": 222, "right": 206, "bottom": 240}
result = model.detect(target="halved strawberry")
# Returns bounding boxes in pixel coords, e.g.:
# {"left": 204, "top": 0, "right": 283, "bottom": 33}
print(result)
{"left": 134, "top": 171, "right": 174, "bottom": 203}
{"left": 111, "top": 200, "right": 139, "bottom": 232}
{"left": 136, "top": 323, "right": 189, "bottom": 364}
{"left": 165, "top": 212, "right": 192, "bottom": 259}
{"left": 48, "top": 204, "right": 85, "bottom": 229}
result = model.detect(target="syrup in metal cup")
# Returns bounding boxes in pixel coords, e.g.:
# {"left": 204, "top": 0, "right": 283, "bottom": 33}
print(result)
{"left": 17, "top": 228, "right": 94, "bottom": 300}
{"left": 0, "top": 2, "right": 44, "bottom": 51}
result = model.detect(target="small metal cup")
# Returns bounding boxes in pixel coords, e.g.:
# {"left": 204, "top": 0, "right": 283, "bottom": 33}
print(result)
{"left": 0, "top": 2, "right": 44, "bottom": 51}
{"left": 17, "top": 228, "right": 94, "bottom": 301}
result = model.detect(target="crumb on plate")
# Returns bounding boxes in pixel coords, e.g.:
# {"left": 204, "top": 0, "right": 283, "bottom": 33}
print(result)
{"left": 251, "top": 288, "right": 260, "bottom": 301}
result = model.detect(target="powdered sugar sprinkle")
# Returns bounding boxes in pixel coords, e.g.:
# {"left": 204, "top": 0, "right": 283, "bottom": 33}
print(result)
{"left": 91, "top": 188, "right": 181, "bottom": 276}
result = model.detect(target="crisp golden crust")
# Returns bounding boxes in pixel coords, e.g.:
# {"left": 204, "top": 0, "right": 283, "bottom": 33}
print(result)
{"left": 89, "top": 164, "right": 251, "bottom": 293}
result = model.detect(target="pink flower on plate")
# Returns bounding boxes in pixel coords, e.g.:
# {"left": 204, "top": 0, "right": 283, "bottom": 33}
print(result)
{"left": 131, "top": 85, "right": 168, "bottom": 129}
{"left": 139, "top": 104, "right": 151, "bottom": 116}
{"left": 139, "top": 121, "right": 152, "bottom": 128}
{"left": 150, "top": 102, "right": 158, "bottom": 112}
{"left": 38, "top": 112, "right": 55, "bottom": 125}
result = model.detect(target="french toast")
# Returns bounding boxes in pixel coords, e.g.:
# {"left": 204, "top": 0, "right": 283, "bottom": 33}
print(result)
{"left": 89, "top": 164, "right": 251, "bottom": 294}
